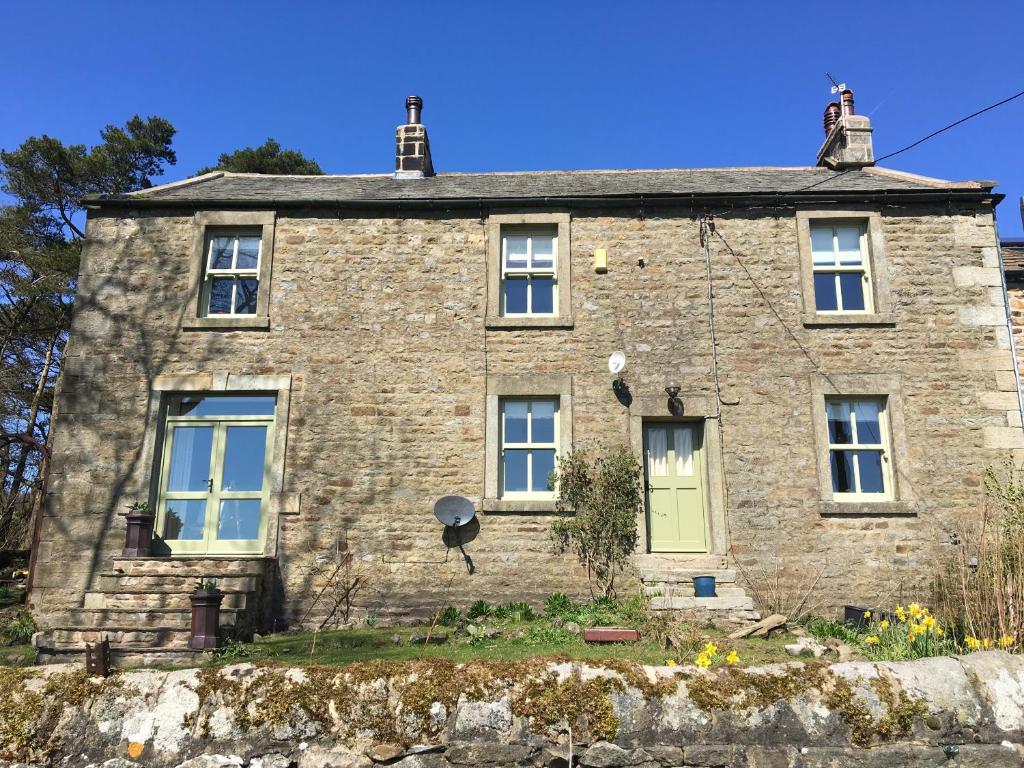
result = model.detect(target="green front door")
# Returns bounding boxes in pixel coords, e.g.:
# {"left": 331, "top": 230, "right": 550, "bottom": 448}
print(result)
{"left": 643, "top": 422, "right": 708, "bottom": 552}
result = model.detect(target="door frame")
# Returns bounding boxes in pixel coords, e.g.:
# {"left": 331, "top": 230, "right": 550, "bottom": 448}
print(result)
{"left": 141, "top": 373, "right": 295, "bottom": 558}
{"left": 628, "top": 395, "right": 728, "bottom": 556}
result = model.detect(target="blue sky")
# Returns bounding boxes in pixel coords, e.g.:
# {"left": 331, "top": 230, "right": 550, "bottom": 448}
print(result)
{"left": 3, "top": 1, "right": 1023, "bottom": 233}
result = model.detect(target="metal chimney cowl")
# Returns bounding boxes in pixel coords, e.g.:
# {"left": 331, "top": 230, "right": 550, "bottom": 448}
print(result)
{"left": 395, "top": 95, "right": 434, "bottom": 178}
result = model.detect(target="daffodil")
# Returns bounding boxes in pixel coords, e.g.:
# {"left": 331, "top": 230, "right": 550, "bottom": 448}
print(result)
{"left": 999, "top": 635, "right": 1015, "bottom": 648}
{"left": 912, "top": 623, "right": 927, "bottom": 637}
{"left": 865, "top": 635, "right": 880, "bottom": 645}
{"left": 704, "top": 642, "right": 718, "bottom": 655}
{"left": 863, "top": 610, "right": 871, "bottom": 619}
{"left": 895, "top": 606, "right": 907, "bottom": 623}
{"left": 965, "top": 636, "right": 980, "bottom": 651}
{"left": 936, "top": 627, "right": 944, "bottom": 637}
{"left": 922, "top": 615, "right": 936, "bottom": 630}
{"left": 695, "top": 652, "right": 711, "bottom": 668}
{"left": 982, "top": 638, "right": 994, "bottom": 650}
{"left": 666, "top": 659, "right": 678, "bottom": 667}
{"left": 908, "top": 603, "right": 924, "bottom": 620}
{"left": 879, "top": 619, "right": 890, "bottom": 629}
{"left": 726, "top": 650, "right": 739, "bottom": 665}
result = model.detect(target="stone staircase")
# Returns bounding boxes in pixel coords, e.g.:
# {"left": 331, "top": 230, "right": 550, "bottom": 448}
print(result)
{"left": 35, "top": 557, "right": 272, "bottom": 665}
{"left": 635, "top": 554, "right": 758, "bottom": 625}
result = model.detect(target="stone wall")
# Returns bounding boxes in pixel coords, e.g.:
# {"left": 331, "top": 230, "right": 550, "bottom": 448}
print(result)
{"left": 30, "top": 202, "right": 1018, "bottom": 625}
{"left": 1, "top": 654, "right": 1023, "bottom": 767}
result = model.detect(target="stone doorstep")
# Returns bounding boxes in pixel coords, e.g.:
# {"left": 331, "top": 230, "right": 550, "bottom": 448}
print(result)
{"left": 98, "top": 573, "right": 260, "bottom": 592}
{"left": 633, "top": 553, "right": 729, "bottom": 570}
{"left": 62, "top": 606, "right": 245, "bottom": 630}
{"left": 85, "top": 589, "right": 249, "bottom": 610}
{"left": 642, "top": 585, "right": 748, "bottom": 599}
{"left": 636, "top": 568, "right": 737, "bottom": 584}
{"left": 649, "top": 594, "right": 755, "bottom": 611}
{"left": 110, "top": 556, "right": 270, "bottom": 577}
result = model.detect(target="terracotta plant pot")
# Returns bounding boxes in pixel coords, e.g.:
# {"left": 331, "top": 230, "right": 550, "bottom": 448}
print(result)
{"left": 583, "top": 627, "right": 640, "bottom": 643}
{"left": 189, "top": 589, "right": 224, "bottom": 650}
{"left": 121, "top": 508, "right": 155, "bottom": 557}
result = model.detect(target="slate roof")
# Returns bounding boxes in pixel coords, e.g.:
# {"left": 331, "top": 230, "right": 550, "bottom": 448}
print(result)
{"left": 1003, "top": 239, "right": 1024, "bottom": 272}
{"left": 97, "top": 166, "right": 996, "bottom": 207}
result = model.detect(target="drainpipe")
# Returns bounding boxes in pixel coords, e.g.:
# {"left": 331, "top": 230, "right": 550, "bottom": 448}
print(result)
{"left": 994, "top": 211, "right": 1024, "bottom": 434}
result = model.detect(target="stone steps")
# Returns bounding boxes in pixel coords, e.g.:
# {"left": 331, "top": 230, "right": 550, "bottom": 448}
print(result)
{"left": 634, "top": 555, "right": 757, "bottom": 625}
{"left": 36, "top": 556, "right": 272, "bottom": 662}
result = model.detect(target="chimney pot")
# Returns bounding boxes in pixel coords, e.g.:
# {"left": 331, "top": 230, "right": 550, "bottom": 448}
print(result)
{"left": 823, "top": 102, "right": 842, "bottom": 137}
{"left": 840, "top": 89, "right": 855, "bottom": 116}
{"left": 406, "top": 95, "right": 423, "bottom": 125}
{"left": 395, "top": 96, "right": 434, "bottom": 178}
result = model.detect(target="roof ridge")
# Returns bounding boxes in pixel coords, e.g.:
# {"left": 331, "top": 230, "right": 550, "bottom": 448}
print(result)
{"left": 864, "top": 166, "right": 992, "bottom": 190}
{"left": 131, "top": 171, "right": 225, "bottom": 197}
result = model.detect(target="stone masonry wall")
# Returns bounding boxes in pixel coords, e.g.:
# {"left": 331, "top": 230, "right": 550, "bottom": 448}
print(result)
{"left": 30, "top": 202, "right": 1019, "bottom": 625}
{"left": 1, "top": 654, "right": 1023, "bottom": 767}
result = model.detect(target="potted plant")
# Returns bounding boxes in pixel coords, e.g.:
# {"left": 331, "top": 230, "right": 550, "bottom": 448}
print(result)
{"left": 189, "top": 578, "right": 223, "bottom": 650}
{"left": 121, "top": 501, "right": 155, "bottom": 557}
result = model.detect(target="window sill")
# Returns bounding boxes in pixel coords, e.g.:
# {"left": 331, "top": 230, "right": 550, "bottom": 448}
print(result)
{"left": 485, "top": 315, "right": 574, "bottom": 330}
{"left": 482, "top": 498, "right": 558, "bottom": 513}
{"left": 182, "top": 316, "right": 271, "bottom": 331}
{"left": 801, "top": 312, "right": 895, "bottom": 328}
{"left": 819, "top": 500, "right": 917, "bottom": 516}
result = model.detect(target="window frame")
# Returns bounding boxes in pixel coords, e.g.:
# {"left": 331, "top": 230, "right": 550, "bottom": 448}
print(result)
{"left": 796, "top": 209, "right": 894, "bottom": 327}
{"left": 484, "top": 374, "right": 573, "bottom": 512}
{"left": 486, "top": 212, "right": 573, "bottom": 329}
{"left": 183, "top": 211, "right": 276, "bottom": 331}
{"left": 201, "top": 230, "right": 263, "bottom": 318}
{"left": 809, "top": 373, "right": 917, "bottom": 515}
{"left": 809, "top": 221, "right": 874, "bottom": 315}
{"left": 156, "top": 395, "right": 276, "bottom": 555}
{"left": 500, "top": 227, "right": 558, "bottom": 317}
{"left": 824, "top": 396, "right": 892, "bottom": 502}
{"left": 499, "top": 397, "right": 560, "bottom": 499}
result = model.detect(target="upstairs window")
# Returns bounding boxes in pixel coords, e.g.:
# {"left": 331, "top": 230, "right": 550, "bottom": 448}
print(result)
{"left": 501, "top": 227, "right": 557, "bottom": 316}
{"left": 202, "top": 232, "right": 261, "bottom": 317}
{"left": 500, "top": 398, "right": 558, "bottom": 498}
{"left": 810, "top": 222, "right": 872, "bottom": 313}
{"left": 826, "top": 397, "right": 891, "bottom": 499}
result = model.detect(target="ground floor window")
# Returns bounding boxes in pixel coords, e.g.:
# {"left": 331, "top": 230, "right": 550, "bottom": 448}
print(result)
{"left": 825, "top": 397, "right": 891, "bottom": 499}
{"left": 500, "top": 397, "right": 558, "bottom": 498}
{"left": 156, "top": 394, "right": 276, "bottom": 555}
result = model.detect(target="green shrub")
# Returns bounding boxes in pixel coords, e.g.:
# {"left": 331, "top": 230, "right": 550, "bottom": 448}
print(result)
{"left": 543, "top": 592, "right": 578, "bottom": 618}
{"left": 495, "top": 601, "right": 536, "bottom": 623}
{"left": 466, "top": 600, "right": 495, "bottom": 620}
{"left": 4, "top": 612, "right": 37, "bottom": 644}
{"left": 550, "top": 445, "right": 642, "bottom": 597}
{"left": 437, "top": 605, "right": 461, "bottom": 627}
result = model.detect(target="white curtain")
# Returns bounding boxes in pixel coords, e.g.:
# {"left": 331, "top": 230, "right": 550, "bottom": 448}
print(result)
{"left": 648, "top": 427, "right": 667, "bottom": 477}
{"left": 674, "top": 427, "right": 694, "bottom": 476}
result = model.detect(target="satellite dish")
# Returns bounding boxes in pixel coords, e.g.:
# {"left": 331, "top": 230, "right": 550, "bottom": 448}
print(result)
{"left": 433, "top": 496, "right": 476, "bottom": 528}
{"left": 608, "top": 351, "right": 626, "bottom": 375}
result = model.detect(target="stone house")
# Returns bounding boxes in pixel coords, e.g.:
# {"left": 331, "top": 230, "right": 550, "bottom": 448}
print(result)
{"left": 30, "top": 94, "right": 1019, "bottom": 660}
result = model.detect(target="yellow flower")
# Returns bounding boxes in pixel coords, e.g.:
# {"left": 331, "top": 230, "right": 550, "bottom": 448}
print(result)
{"left": 695, "top": 652, "right": 711, "bottom": 668}
{"left": 965, "top": 636, "right": 980, "bottom": 650}
{"left": 908, "top": 603, "right": 924, "bottom": 619}
{"left": 912, "top": 623, "right": 927, "bottom": 637}
{"left": 922, "top": 615, "right": 936, "bottom": 630}
{"left": 666, "top": 659, "right": 678, "bottom": 667}
{"left": 895, "top": 606, "right": 907, "bottom": 623}
{"left": 907, "top": 632, "right": 916, "bottom": 642}
{"left": 726, "top": 650, "right": 739, "bottom": 665}
{"left": 936, "top": 627, "right": 945, "bottom": 637}
{"left": 999, "top": 635, "right": 1015, "bottom": 648}
{"left": 704, "top": 642, "right": 718, "bottom": 655}
{"left": 982, "top": 638, "right": 994, "bottom": 650}
{"left": 865, "top": 635, "right": 880, "bottom": 645}
{"left": 863, "top": 611, "right": 871, "bottom": 619}
{"left": 879, "top": 619, "right": 890, "bottom": 629}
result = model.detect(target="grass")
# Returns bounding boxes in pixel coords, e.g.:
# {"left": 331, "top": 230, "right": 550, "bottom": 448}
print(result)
{"left": 207, "top": 621, "right": 795, "bottom": 669}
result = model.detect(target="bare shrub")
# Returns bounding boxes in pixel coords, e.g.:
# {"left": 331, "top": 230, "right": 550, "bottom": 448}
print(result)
{"left": 298, "top": 545, "right": 368, "bottom": 630}
{"left": 933, "top": 459, "right": 1024, "bottom": 643}
{"left": 732, "top": 548, "right": 829, "bottom": 621}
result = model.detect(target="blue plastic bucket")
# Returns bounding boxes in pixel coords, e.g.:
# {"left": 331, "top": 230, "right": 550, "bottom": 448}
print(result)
{"left": 693, "top": 575, "right": 717, "bottom": 598}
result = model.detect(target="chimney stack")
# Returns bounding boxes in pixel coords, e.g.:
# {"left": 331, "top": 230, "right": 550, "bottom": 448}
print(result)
{"left": 395, "top": 95, "right": 434, "bottom": 178}
{"left": 816, "top": 87, "right": 874, "bottom": 170}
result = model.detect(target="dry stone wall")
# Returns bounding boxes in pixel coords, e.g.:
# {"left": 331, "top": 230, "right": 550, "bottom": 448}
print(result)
{"left": 31, "top": 202, "right": 1017, "bottom": 625}
{"left": 1, "top": 654, "right": 1023, "bottom": 767}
